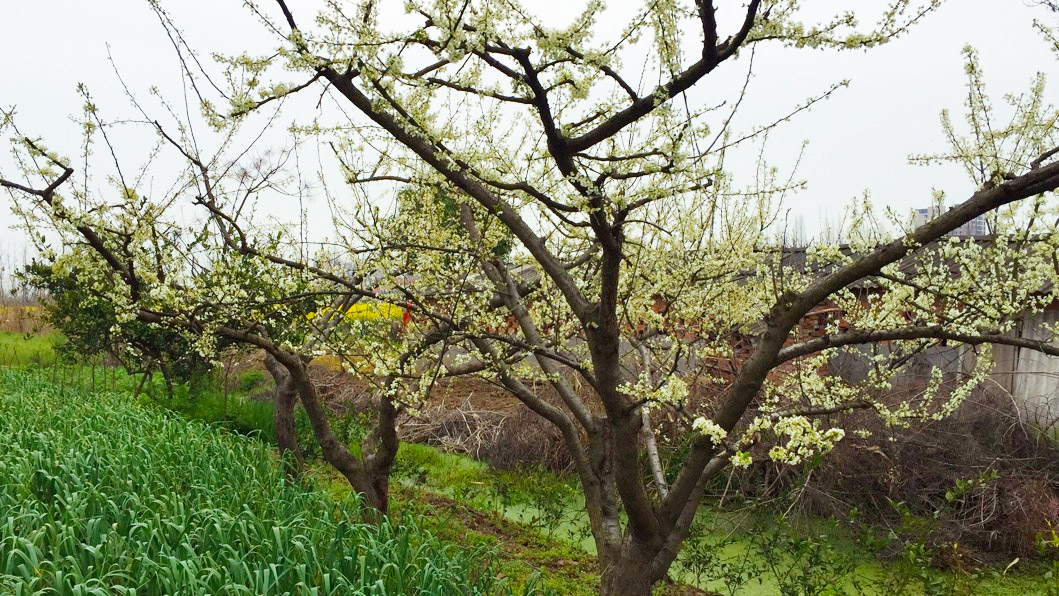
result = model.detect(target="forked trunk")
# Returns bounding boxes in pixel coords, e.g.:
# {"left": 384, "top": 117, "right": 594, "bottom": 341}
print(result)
{"left": 581, "top": 426, "right": 704, "bottom": 596}
{"left": 284, "top": 358, "right": 397, "bottom": 516}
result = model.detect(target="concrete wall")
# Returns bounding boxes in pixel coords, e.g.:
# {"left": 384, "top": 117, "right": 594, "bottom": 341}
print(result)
{"left": 828, "top": 310, "right": 1059, "bottom": 433}
{"left": 994, "top": 310, "right": 1059, "bottom": 432}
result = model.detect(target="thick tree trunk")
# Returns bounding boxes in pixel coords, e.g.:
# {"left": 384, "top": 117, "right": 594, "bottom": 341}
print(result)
{"left": 359, "top": 388, "right": 398, "bottom": 514}
{"left": 263, "top": 345, "right": 399, "bottom": 516}
{"left": 351, "top": 469, "right": 390, "bottom": 514}
{"left": 599, "top": 549, "right": 657, "bottom": 596}
{"left": 582, "top": 438, "right": 669, "bottom": 596}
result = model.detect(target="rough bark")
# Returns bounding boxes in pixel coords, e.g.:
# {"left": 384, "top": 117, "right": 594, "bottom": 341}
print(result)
{"left": 280, "top": 356, "right": 394, "bottom": 513}
{"left": 263, "top": 353, "right": 305, "bottom": 475}
{"left": 359, "top": 384, "right": 400, "bottom": 514}
{"left": 599, "top": 547, "right": 659, "bottom": 596}
{"left": 262, "top": 347, "right": 396, "bottom": 513}
{"left": 274, "top": 379, "right": 304, "bottom": 470}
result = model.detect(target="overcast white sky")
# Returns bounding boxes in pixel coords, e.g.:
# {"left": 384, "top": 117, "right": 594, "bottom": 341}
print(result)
{"left": 1, "top": 0, "right": 1057, "bottom": 260}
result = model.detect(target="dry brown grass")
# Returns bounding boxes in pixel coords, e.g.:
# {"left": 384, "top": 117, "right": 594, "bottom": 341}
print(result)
{"left": 0, "top": 303, "right": 46, "bottom": 334}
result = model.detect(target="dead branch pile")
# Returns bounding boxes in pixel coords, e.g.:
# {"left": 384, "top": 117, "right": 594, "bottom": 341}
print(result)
{"left": 400, "top": 396, "right": 571, "bottom": 473}
{"left": 717, "top": 387, "right": 1059, "bottom": 564}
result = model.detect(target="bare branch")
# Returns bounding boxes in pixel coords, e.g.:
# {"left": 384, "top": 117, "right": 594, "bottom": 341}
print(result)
{"left": 776, "top": 326, "right": 1059, "bottom": 365}
{"left": 566, "top": 0, "right": 762, "bottom": 153}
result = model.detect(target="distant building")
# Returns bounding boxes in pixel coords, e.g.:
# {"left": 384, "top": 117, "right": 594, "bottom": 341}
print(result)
{"left": 956, "top": 214, "right": 990, "bottom": 236}
{"left": 912, "top": 206, "right": 989, "bottom": 236}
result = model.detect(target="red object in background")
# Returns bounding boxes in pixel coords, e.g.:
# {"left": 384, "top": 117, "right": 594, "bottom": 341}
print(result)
{"left": 402, "top": 301, "right": 412, "bottom": 330}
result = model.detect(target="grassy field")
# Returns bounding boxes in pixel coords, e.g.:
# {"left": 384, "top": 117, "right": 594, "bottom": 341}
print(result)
{"left": 0, "top": 332, "right": 1055, "bottom": 595}
{"left": 0, "top": 369, "right": 540, "bottom": 595}
{"left": 0, "top": 330, "right": 56, "bottom": 366}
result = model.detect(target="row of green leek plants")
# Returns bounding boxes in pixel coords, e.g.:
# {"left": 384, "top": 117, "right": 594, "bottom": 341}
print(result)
{"left": 0, "top": 369, "right": 546, "bottom": 595}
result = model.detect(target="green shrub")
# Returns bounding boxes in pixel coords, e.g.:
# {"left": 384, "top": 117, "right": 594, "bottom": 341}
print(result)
{"left": 238, "top": 369, "right": 267, "bottom": 393}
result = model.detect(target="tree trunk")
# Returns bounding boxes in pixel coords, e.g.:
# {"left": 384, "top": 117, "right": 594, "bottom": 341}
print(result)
{"left": 264, "top": 354, "right": 304, "bottom": 476}
{"left": 581, "top": 442, "right": 667, "bottom": 596}
{"left": 351, "top": 469, "right": 390, "bottom": 514}
{"left": 158, "top": 357, "right": 174, "bottom": 400}
{"left": 599, "top": 550, "right": 656, "bottom": 596}
{"left": 274, "top": 377, "right": 304, "bottom": 474}
{"left": 359, "top": 385, "right": 399, "bottom": 514}
{"left": 284, "top": 357, "right": 394, "bottom": 515}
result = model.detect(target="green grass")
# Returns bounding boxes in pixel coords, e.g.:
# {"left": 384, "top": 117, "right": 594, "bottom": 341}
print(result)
{"left": 0, "top": 330, "right": 58, "bottom": 366}
{"left": 392, "top": 443, "right": 594, "bottom": 544}
{"left": 160, "top": 378, "right": 281, "bottom": 442}
{"left": 0, "top": 331, "right": 286, "bottom": 444}
{"left": 387, "top": 437, "right": 1057, "bottom": 595}
{"left": 392, "top": 487, "right": 600, "bottom": 596}
{"left": 0, "top": 369, "right": 538, "bottom": 595}
{"left": 402, "top": 450, "right": 1055, "bottom": 595}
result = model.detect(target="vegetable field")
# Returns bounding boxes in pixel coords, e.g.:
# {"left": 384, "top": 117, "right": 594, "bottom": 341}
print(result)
{"left": 0, "top": 370, "right": 519, "bottom": 595}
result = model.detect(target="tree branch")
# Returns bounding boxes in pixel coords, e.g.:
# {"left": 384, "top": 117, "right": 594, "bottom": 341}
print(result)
{"left": 793, "top": 159, "right": 1059, "bottom": 317}
{"left": 565, "top": 0, "right": 761, "bottom": 153}
{"left": 775, "top": 326, "right": 1059, "bottom": 365}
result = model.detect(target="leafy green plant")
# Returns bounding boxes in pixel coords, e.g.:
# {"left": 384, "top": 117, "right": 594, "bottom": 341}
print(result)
{"left": 516, "top": 469, "right": 577, "bottom": 539}
{"left": 944, "top": 469, "right": 1001, "bottom": 504}
{"left": 238, "top": 369, "right": 267, "bottom": 393}
{"left": 0, "top": 369, "right": 527, "bottom": 595}
{"left": 488, "top": 472, "right": 517, "bottom": 515}
{"left": 679, "top": 515, "right": 871, "bottom": 596}
{"left": 680, "top": 517, "right": 764, "bottom": 594}
{"left": 757, "top": 521, "right": 862, "bottom": 596}
{"left": 1039, "top": 525, "right": 1059, "bottom": 596}
{"left": 857, "top": 499, "right": 997, "bottom": 596}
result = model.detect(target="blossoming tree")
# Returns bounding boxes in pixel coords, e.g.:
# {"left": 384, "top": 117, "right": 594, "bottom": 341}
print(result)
{"left": 5, "top": 0, "right": 1059, "bottom": 593}
{"left": 186, "top": 1, "right": 1058, "bottom": 591}
{"left": 0, "top": 97, "right": 483, "bottom": 513}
